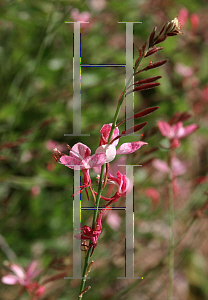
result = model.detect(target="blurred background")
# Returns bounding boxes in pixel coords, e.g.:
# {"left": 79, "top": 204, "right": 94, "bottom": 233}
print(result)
{"left": 0, "top": 0, "right": 208, "bottom": 299}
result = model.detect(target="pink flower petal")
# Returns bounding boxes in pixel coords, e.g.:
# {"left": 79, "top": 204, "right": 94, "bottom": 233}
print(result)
{"left": 82, "top": 153, "right": 106, "bottom": 169}
{"left": 10, "top": 264, "right": 25, "bottom": 279}
{"left": 95, "top": 144, "right": 116, "bottom": 163}
{"left": 172, "top": 157, "right": 187, "bottom": 176}
{"left": 158, "top": 121, "right": 173, "bottom": 138}
{"left": 121, "top": 174, "right": 130, "bottom": 194}
{"left": 116, "top": 141, "right": 147, "bottom": 155}
{"left": 181, "top": 124, "right": 198, "bottom": 138}
{"left": 174, "top": 63, "right": 194, "bottom": 77}
{"left": 152, "top": 159, "right": 169, "bottom": 173}
{"left": 106, "top": 211, "right": 121, "bottom": 231}
{"left": 60, "top": 155, "right": 82, "bottom": 169}
{"left": 26, "top": 261, "right": 41, "bottom": 279}
{"left": 2, "top": 275, "right": 19, "bottom": 285}
{"left": 100, "top": 124, "right": 119, "bottom": 146}
{"left": 71, "top": 143, "right": 91, "bottom": 159}
{"left": 173, "top": 122, "right": 185, "bottom": 139}
{"left": 116, "top": 172, "right": 124, "bottom": 193}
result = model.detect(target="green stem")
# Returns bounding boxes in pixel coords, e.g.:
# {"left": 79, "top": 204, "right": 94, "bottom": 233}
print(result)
{"left": 168, "top": 148, "right": 174, "bottom": 300}
{"left": 78, "top": 38, "right": 151, "bottom": 299}
{"left": 78, "top": 95, "right": 124, "bottom": 298}
{"left": 78, "top": 246, "right": 93, "bottom": 299}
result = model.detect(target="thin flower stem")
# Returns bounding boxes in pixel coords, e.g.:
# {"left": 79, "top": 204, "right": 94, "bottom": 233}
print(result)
{"left": 168, "top": 148, "right": 174, "bottom": 300}
{"left": 78, "top": 163, "right": 105, "bottom": 299}
{"left": 89, "top": 185, "right": 96, "bottom": 206}
{"left": 78, "top": 80, "right": 131, "bottom": 299}
{"left": 102, "top": 163, "right": 109, "bottom": 191}
{"left": 79, "top": 247, "right": 93, "bottom": 299}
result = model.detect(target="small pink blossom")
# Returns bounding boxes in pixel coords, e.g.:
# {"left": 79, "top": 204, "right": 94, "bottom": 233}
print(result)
{"left": 55, "top": 143, "right": 107, "bottom": 198}
{"left": 93, "top": 156, "right": 133, "bottom": 197}
{"left": 153, "top": 157, "right": 188, "bottom": 177}
{"left": 46, "top": 140, "right": 66, "bottom": 152}
{"left": 31, "top": 185, "right": 41, "bottom": 197}
{"left": 152, "top": 157, "right": 188, "bottom": 196}
{"left": 1, "top": 261, "right": 45, "bottom": 299}
{"left": 58, "top": 142, "right": 106, "bottom": 170}
{"left": 2, "top": 261, "right": 41, "bottom": 286}
{"left": 106, "top": 211, "right": 122, "bottom": 230}
{"left": 96, "top": 171, "right": 130, "bottom": 206}
{"left": 75, "top": 211, "right": 103, "bottom": 256}
{"left": 158, "top": 120, "right": 198, "bottom": 148}
{"left": 71, "top": 8, "right": 91, "bottom": 22}
{"left": 174, "top": 63, "right": 194, "bottom": 77}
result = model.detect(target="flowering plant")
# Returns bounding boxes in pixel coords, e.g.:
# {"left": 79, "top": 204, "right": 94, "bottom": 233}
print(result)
{"left": 52, "top": 17, "right": 183, "bottom": 299}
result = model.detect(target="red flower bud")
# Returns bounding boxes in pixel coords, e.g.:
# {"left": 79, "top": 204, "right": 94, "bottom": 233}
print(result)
{"left": 145, "top": 47, "right": 163, "bottom": 57}
{"left": 134, "top": 76, "right": 162, "bottom": 85}
{"left": 120, "top": 122, "right": 147, "bottom": 136}
{"left": 133, "top": 82, "right": 160, "bottom": 92}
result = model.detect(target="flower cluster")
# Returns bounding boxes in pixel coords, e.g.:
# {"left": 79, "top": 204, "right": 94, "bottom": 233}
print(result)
{"left": 54, "top": 122, "right": 147, "bottom": 201}
{"left": 75, "top": 211, "right": 103, "bottom": 256}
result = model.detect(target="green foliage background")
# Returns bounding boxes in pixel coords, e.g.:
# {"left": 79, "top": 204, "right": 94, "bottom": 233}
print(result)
{"left": 0, "top": 0, "right": 208, "bottom": 299}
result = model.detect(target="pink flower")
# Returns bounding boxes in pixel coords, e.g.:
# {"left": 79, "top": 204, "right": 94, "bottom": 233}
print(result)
{"left": 55, "top": 143, "right": 107, "bottom": 198}
{"left": 174, "top": 63, "right": 194, "bottom": 77}
{"left": 2, "top": 261, "right": 41, "bottom": 286}
{"left": 105, "top": 211, "right": 122, "bottom": 231}
{"left": 93, "top": 156, "right": 133, "bottom": 197}
{"left": 46, "top": 140, "right": 66, "bottom": 152}
{"left": 58, "top": 142, "right": 106, "bottom": 170}
{"left": 31, "top": 185, "right": 41, "bottom": 197}
{"left": 96, "top": 171, "right": 130, "bottom": 206}
{"left": 71, "top": 8, "right": 91, "bottom": 22}
{"left": 153, "top": 157, "right": 188, "bottom": 177}
{"left": 75, "top": 211, "right": 103, "bottom": 256}
{"left": 158, "top": 121, "right": 198, "bottom": 148}
{"left": 152, "top": 157, "right": 188, "bottom": 196}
